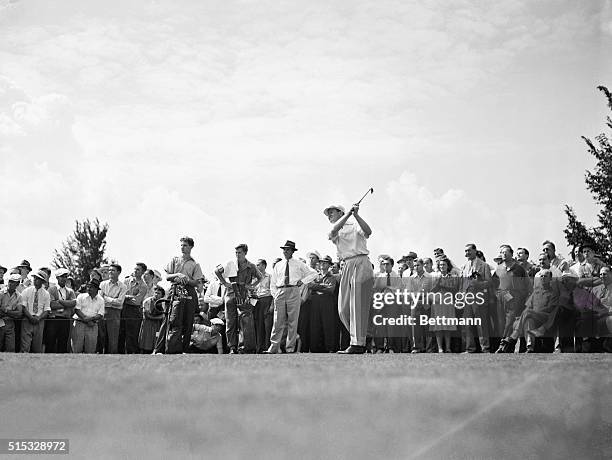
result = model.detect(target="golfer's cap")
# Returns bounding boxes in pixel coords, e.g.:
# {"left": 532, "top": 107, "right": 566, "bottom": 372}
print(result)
{"left": 306, "top": 250, "right": 321, "bottom": 260}
{"left": 8, "top": 273, "right": 22, "bottom": 283}
{"left": 323, "top": 205, "right": 345, "bottom": 217}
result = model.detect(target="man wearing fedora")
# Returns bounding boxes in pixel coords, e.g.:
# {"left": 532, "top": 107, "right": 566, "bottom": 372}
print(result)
{"left": 0, "top": 273, "right": 25, "bottom": 352}
{"left": 16, "top": 260, "right": 32, "bottom": 293}
{"left": 265, "top": 241, "right": 318, "bottom": 354}
{"left": 72, "top": 278, "right": 105, "bottom": 353}
{"left": 46, "top": 268, "right": 77, "bottom": 353}
{"left": 324, "top": 203, "right": 374, "bottom": 354}
{"left": 20, "top": 269, "right": 51, "bottom": 353}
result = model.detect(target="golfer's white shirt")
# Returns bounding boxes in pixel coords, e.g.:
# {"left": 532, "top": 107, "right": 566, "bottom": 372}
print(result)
{"left": 329, "top": 220, "right": 369, "bottom": 260}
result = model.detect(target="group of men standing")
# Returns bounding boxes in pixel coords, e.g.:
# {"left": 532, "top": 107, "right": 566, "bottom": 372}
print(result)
{"left": 369, "top": 240, "right": 612, "bottom": 354}
{"left": 3, "top": 200, "right": 611, "bottom": 355}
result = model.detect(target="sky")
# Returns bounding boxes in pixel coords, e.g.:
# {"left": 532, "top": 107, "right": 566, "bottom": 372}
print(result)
{"left": 1, "top": 0, "right": 611, "bottom": 279}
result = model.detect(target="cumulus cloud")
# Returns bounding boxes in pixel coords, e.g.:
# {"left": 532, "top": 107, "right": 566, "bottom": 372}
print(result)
{"left": 0, "top": 0, "right": 606, "bottom": 274}
{"left": 0, "top": 76, "right": 72, "bottom": 137}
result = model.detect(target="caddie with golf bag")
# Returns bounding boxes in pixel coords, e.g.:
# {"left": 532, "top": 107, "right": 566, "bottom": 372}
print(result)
{"left": 214, "top": 243, "right": 263, "bottom": 354}
{"left": 153, "top": 236, "right": 204, "bottom": 354}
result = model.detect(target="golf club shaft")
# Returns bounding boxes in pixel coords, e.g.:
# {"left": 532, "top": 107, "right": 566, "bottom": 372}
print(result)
{"left": 355, "top": 187, "right": 374, "bottom": 205}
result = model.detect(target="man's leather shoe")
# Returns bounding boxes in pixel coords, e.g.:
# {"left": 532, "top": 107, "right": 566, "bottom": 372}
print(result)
{"left": 337, "top": 345, "right": 366, "bottom": 354}
{"left": 495, "top": 338, "right": 516, "bottom": 354}
{"left": 229, "top": 348, "right": 237, "bottom": 354}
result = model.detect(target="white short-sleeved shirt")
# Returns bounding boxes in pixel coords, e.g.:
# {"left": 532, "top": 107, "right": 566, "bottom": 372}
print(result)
{"left": 74, "top": 293, "right": 105, "bottom": 319}
{"left": 20, "top": 286, "right": 51, "bottom": 316}
{"left": 329, "top": 221, "right": 369, "bottom": 260}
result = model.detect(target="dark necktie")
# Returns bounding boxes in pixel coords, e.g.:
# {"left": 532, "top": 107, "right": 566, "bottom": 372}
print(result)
{"left": 386, "top": 273, "right": 391, "bottom": 287}
{"left": 33, "top": 289, "right": 39, "bottom": 314}
{"left": 217, "top": 284, "right": 222, "bottom": 297}
{"left": 284, "top": 261, "right": 290, "bottom": 286}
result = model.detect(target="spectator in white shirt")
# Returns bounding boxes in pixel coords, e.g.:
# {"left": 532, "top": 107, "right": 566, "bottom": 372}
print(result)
{"left": 20, "top": 270, "right": 51, "bottom": 353}
{"left": 264, "top": 241, "right": 317, "bottom": 354}
{"left": 254, "top": 259, "right": 273, "bottom": 353}
{"left": 72, "top": 279, "right": 105, "bottom": 353}
{"left": 203, "top": 275, "right": 226, "bottom": 319}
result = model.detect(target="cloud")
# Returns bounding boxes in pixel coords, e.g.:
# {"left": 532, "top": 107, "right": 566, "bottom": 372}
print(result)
{"left": 0, "top": 0, "right": 605, "bottom": 276}
{"left": 0, "top": 76, "right": 72, "bottom": 137}
{"left": 367, "top": 171, "right": 494, "bottom": 261}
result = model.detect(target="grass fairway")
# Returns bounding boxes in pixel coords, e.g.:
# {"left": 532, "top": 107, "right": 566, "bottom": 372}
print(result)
{"left": 1, "top": 354, "right": 611, "bottom": 459}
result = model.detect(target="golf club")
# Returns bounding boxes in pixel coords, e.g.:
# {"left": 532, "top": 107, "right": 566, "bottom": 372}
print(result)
{"left": 355, "top": 187, "right": 374, "bottom": 206}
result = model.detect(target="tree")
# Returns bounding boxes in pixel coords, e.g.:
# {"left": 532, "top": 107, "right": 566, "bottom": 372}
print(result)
{"left": 52, "top": 218, "right": 109, "bottom": 288}
{"left": 564, "top": 86, "right": 612, "bottom": 265}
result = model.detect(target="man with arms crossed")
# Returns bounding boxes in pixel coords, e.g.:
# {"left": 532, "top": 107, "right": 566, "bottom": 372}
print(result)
{"left": 46, "top": 268, "right": 76, "bottom": 353}
{"left": 0, "top": 274, "right": 24, "bottom": 352}
{"left": 99, "top": 264, "right": 127, "bottom": 353}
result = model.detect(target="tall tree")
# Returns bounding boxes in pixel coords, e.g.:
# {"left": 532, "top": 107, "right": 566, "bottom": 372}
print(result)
{"left": 564, "top": 86, "right": 612, "bottom": 265}
{"left": 52, "top": 218, "right": 109, "bottom": 288}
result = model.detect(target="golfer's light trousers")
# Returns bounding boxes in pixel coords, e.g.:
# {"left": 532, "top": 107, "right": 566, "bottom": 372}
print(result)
{"left": 338, "top": 255, "right": 374, "bottom": 347}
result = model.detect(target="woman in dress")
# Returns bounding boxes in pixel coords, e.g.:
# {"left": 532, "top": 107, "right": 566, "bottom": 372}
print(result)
{"left": 430, "top": 257, "right": 459, "bottom": 353}
{"left": 139, "top": 286, "right": 166, "bottom": 354}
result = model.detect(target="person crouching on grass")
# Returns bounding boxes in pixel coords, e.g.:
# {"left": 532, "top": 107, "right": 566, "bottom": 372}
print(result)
{"left": 188, "top": 315, "right": 225, "bottom": 354}
{"left": 71, "top": 279, "right": 105, "bottom": 353}
{"left": 139, "top": 286, "right": 166, "bottom": 354}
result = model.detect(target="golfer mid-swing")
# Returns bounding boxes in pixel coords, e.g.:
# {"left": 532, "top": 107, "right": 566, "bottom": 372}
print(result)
{"left": 324, "top": 202, "right": 374, "bottom": 354}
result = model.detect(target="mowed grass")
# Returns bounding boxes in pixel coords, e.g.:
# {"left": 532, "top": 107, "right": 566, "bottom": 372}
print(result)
{"left": 1, "top": 354, "right": 611, "bottom": 460}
